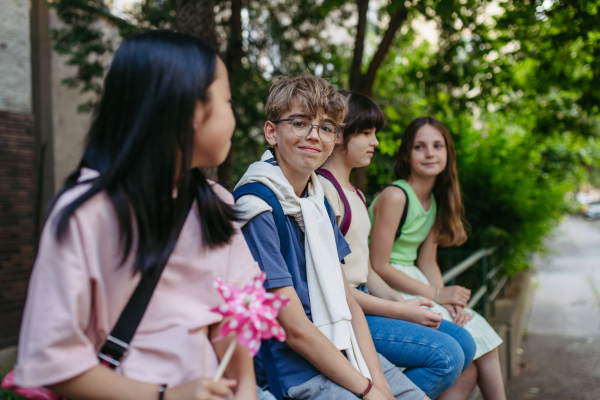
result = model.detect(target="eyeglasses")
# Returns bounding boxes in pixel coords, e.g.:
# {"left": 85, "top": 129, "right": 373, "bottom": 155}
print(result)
{"left": 273, "top": 118, "right": 340, "bottom": 143}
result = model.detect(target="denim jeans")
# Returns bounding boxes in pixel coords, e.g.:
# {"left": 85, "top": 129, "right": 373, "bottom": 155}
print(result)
{"left": 258, "top": 386, "right": 278, "bottom": 400}
{"left": 286, "top": 353, "right": 424, "bottom": 400}
{"left": 359, "top": 286, "right": 476, "bottom": 398}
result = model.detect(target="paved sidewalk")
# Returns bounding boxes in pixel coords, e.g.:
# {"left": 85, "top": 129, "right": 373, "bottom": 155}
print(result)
{"left": 507, "top": 216, "right": 600, "bottom": 399}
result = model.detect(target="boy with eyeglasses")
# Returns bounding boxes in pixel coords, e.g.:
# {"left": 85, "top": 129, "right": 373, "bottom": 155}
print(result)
{"left": 233, "top": 74, "right": 428, "bottom": 400}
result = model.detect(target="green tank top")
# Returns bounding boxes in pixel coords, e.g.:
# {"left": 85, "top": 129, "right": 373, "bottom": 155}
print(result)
{"left": 368, "top": 179, "right": 437, "bottom": 266}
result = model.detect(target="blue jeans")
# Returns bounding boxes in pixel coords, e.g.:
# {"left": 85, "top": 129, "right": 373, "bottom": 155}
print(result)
{"left": 358, "top": 285, "right": 476, "bottom": 398}
{"left": 286, "top": 353, "right": 424, "bottom": 400}
{"left": 258, "top": 386, "right": 277, "bottom": 400}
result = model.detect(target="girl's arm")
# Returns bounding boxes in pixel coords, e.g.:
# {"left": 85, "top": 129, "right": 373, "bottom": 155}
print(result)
{"left": 364, "top": 261, "right": 404, "bottom": 302}
{"left": 210, "top": 319, "right": 257, "bottom": 400}
{"left": 270, "top": 285, "right": 388, "bottom": 400}
{"left": 369, "top": 188, "right": 438, "bottom": 299}
{"left": 416, "top": 225, "right": 471, "bottom": 308}
{"left": 415, "top": 225, "right": 444, "bottom": 288}
{"left": 48, "top": 365, "right": 235, "bottom": 400}
{"left": 351, "top": 262, "right": 442, "bottom": 328}
{"left": 369, "top": 188, "right": 470, "bottom": 307}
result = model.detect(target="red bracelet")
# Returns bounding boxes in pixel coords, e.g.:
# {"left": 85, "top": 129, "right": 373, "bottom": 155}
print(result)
{"left": 357, "top": 378, "right": 372, "bottom": 399}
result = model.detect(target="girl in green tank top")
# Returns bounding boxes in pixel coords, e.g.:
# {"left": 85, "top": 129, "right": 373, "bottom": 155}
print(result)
{"left": 320, "top": 91, "right": 490, "bottom": 399}
{"left": 369, "top": 116, "right": 506, "bottom": 400}
{"left": 368, "top": 179, "right": 437, "bottom": 267}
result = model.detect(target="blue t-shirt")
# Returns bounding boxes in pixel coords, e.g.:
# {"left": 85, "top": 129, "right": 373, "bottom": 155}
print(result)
{"left": 241, "top": 191, "right": 351, "bottom": 392}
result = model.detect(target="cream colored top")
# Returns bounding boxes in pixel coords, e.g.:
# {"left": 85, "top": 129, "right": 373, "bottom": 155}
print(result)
{"left": 318, "top": 175, "right": 370, "bottom": 288}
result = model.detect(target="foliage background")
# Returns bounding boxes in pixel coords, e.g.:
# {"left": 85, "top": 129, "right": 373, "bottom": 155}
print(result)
{"left": 49, "top": 0, "right": 600, "bottom": 274}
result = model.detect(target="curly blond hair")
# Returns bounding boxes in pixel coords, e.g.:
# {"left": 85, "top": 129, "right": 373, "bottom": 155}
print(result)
{"left": 265, "top": 74, "right": 348, "bottom": 128}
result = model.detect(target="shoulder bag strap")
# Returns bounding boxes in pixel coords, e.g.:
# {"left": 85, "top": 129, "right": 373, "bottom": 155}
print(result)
{"left": 233, "top": 183, "right": 289, "bottom": 262}
{"left": 351, "top": 184, "right": 368, "bottom": 209}
{"left": 386, "top": 184, "right": 409, "bottom": 240}
{"left": 315, "top": 169, "right": 352, "bottom": 236}
{"left": 232, "top": 183, "right": 289, "bottom": 400}
{"left": 98, "top": 189, "right": 196, "bottom": 369}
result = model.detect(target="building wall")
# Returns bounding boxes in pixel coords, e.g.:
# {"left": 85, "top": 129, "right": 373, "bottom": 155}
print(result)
{"left": 0, "top": 111, "right": 36, "bottom": 348}
{"left": 49, "top": 39, "right": 92, "bottom": 190}
{"left": 49, "top": 10, "right": 109, "bottom": 189}
{"left": 0, "top": 4, "right": 100, "bottom": 348}
{"left": 0, "top": 0, "right": 32, "bottom": 114}
{"left": 1, "top": 3, "right": 125, "bottom": 349}
{"left": 0, "top": 0, "right": 35, "bottom": 348}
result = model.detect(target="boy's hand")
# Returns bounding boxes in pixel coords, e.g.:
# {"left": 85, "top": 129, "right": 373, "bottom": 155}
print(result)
{"left": 436, "top": 285, "right": 470, "bottom": 307}
{"left": 397, "top": 298, "right": 442, "bottom": 329}
{"left": 371, "top": 375, "right": 394, "bottom": 400}
{"left": 364, "top": 385, "right": 392, "bottom": 400}
{"left": 165, "top": 378, "right": 236, "bottom": 400}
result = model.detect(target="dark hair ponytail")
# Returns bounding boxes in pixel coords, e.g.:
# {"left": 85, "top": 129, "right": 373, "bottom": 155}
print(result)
{"left": 51, "top": 30, "right": 238, "bottom": 274}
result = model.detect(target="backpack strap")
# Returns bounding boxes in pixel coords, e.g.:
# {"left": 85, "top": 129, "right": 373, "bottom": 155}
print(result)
{"left": 98, "top": 188, "right": 196, "bottom": 369}
{"left": 233, "top": 183, "right": 290, "bottom": 262}
{"left": 233, "top": 183, "right": 289, "bottom": 400}
{"left": 232, "top": 183, "right": 336, "bottom": 400}
{"left": 316, "top": 169, "right": 366, "bottom": 236}
{"left": 386, "top": 184, "right": 409, "bottom": 240}
{"left": 259, "top": 339, "right": 283, "bottom": 400}
{"left": 353, "top": 185, "right": 368, "bottom": 208}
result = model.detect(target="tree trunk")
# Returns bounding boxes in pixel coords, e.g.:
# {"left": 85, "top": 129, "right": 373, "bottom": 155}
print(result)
{"left": 349, "top": 0, "right": 369, "bottom": 92}
{"left": 218, "top": 0, "right": 244, "bottom": 190}
{"left": 176, "top": 0, "right": 218, "bottom": 49}
{"left": 226, "top": 0, "right": 243, "bottom": 70}
{"left": 361, "top": 6, "right": 408, "bottom": 97}
{"left": 177, "top": 0, "right": 218, "bottom": 180}
{"left": 350, "top": 3, "right": 409, "bottom": 192}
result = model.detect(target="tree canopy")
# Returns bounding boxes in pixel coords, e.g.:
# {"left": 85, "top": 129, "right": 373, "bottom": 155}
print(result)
{"left": 49, "top": 0, "right": 600, "bottom": 273}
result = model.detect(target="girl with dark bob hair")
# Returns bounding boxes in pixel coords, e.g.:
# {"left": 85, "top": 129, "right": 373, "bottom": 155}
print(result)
{"left": 369, "top": 116, "right": 506, "bottom": 400}
{"left": 319, "top": 93, "right": 476, "bottom": 399}
{"left": 14, "top": 30, "right": 273, "bottom": 400}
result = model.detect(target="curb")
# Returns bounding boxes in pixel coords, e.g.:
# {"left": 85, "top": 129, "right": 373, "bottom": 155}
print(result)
{"left": 468, "top": 264, "right": 536, "bottom": 399}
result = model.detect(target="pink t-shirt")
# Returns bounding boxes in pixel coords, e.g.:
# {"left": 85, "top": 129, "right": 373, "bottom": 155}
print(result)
{"left": 15, "top": 169, "right": 260, "bottom": 388}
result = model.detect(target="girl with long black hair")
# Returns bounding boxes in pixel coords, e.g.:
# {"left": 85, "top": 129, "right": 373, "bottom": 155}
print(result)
{"left": 14, "top": 31, "right": 269, "bottom": 400}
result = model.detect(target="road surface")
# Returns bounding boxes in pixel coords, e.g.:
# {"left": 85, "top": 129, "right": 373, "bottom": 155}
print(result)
{"left": 507, "top": 215, "right": 600, "bottom": 399}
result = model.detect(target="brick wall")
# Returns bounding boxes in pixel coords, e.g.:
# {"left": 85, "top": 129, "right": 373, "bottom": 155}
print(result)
{"left": 0, "top": 110, "right": 36, "bottom": 348}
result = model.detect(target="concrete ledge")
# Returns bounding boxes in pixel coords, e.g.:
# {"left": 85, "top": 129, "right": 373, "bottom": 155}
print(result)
{"left": 488, "top": 270, "right": 534, "bottom": 378}
{"left": 489, "top": 323, "right": 508, "bottom": 385}
{"left": 0, "top": 346, "right": 17, "bottom": 376}
{"left": 468, "top": 268, "right": 535, "bottom": 400}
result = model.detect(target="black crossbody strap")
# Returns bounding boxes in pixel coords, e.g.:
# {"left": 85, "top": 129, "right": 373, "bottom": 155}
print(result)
{"left": 396, "top": 187, "right": 409, "bottom": 239}
{"left": 385, "top": 184, "right": 409, "bottom": 240}
{"left": 98, "top": 192, "right": 195, "bottom": 369}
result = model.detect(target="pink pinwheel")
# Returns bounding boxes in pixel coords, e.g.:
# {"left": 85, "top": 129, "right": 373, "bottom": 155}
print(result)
{"left": 210, "top": 271, "right": 289, "bottom": 381}
{"left": 2, "top": 370, "right": 63, "bottom": 400}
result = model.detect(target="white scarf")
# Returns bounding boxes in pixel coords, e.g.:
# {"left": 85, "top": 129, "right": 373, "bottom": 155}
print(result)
{"left": 235, "top": 150, "right": 371, "bottom": 379}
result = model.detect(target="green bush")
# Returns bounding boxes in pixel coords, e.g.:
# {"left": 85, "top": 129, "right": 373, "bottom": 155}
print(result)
{"left": 0, "top": 374, "right": 27, "bottom": 400}
{"left": 365, "top": 37, "right": 599, "bottom": 274}
{"left": 0, "top": 389, "right": 28, "bottom": 400}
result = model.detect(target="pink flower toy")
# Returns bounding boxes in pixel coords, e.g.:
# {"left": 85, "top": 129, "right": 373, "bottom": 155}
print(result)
{"left": 1, "top": 370, "right": 63, "bottom": 400}
{"left": 211, "top": 271, "right": 289, "bottom": 381}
